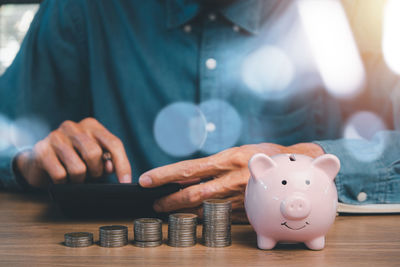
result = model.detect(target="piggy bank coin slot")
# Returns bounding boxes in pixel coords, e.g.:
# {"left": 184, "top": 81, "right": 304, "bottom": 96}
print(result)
{"left": 289, "top": 155, "right": 296, "bottom": 161}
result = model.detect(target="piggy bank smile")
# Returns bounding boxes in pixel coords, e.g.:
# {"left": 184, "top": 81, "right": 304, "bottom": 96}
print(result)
{"left": 281, "top": 221, "right": 310, "bottom": 230}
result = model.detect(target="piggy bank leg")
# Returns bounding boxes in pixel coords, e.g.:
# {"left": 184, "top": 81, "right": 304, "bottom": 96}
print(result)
{"left": 257, "top": 235, "right": 277, "bottom": 250}
{"left": 305, "top": 236, "right": 325, "bottom": 250}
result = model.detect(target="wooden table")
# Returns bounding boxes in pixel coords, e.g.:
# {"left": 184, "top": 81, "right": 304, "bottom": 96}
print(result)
{"left": 0, "top": 192, "right": 399, "bottom": 267}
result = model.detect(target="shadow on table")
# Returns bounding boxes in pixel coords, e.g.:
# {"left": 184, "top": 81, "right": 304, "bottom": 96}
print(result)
{"left": 233, "top": 227, "right": 316, "bottom": 250}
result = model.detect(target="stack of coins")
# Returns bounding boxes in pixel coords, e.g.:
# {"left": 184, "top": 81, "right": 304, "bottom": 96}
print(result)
{"left": 202, "top": 199, "right": 232, "bottom": 247}
{"left": 168, "top": 213, "right": 198, "bottom": 247}
{"left": 133, "top": 218, "right": 163, "bottom": 247}
{"left": 99, "top": 225, "right": 128, "bottom": 247}
{"left": 64, "top": 232, "right": 93, "bottom": 247}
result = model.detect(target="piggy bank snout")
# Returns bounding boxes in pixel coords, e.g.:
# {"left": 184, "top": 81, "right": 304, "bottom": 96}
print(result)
{"left": 280, "top": 195, "right": 311, "bottom": 220}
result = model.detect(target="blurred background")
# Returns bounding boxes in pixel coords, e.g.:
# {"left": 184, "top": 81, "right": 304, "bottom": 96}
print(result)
{"left": 0, "top": 0, "right": 399, "bottom": 159}
{"left": 0, "top": 0, "right": 40, "bottom": 75}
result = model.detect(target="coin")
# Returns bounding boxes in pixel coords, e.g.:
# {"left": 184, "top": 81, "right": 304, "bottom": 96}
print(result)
{"left": 134, "top": 240, "right": 162, "bottom": 247}
{"left": 99, "top": 225, "right": 128, "bottom": 247}
{"left": 133, "top": 218, "right": 163, "bottom": 247}
{"left": 202, "top": 199, "right": 232, "bottom": 247}
{"left": 168, "top": 213, "right": 197, "bottom": 247}
{"left": 64, "top": 232, "right": 93, "bottom": 248}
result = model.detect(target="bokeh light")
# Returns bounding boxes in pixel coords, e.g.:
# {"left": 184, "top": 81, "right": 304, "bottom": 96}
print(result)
{"left": 342, "top": 111, "right": 387, "bottom": 162}
{"left": 0, "top": 4, "right": 39, "bottom": 74}
{"left": 154, "top": 100, "right": 242, "bottom": 157}
{"left": 343, "top": 111, "right": 387, "bottom": 140}
{"left": 0, "top": 115, "right": 49, "bottom": 152}
{"left": 0, "top": 114, "right": 11, "bottom": 151}
{"left": 16, "top": 9, "right": 35, "bottom": 33}
{"left": 383, "top": 0, "right": 400, "bottom": 75}
{"left": 199, "top": 99, "right": 242, "bottom": 155}
{"left": 297, "top": 0, "right": 365, "bottom": 98}
{"left": 241, "top": 45, "right": 295, "bottom": 98}
{"left": 153, "top": 102, "right": 207, "bottom": 157}
{"left": 0, "top": 39, "right": 20, "bottom": 69}
{"left": 9, "top": 116, "right": 50, "bottom": 149}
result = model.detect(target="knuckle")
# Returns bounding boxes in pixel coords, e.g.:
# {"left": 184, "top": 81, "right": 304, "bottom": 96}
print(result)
{"left": 85, "top": 145, "right": 103, "bottom": 160}
{"left": 80, "top": 117, "right": 99, "bottom": 126}
{"left": 182, "top": 165, "right": 195, "bottom": 179}
{"left": 71, "top": 132, "right": 91, "bottom": 144}
{"left": 69, "top": 163, "right": 87, "bottom": 177}
{"left": 186, "top": 190, "right": 201, "bottom": 204}
{"left": 48, "top": 130, "right": 64, "bottom": 143}
{"left": 34, "top": 140, "right": 48, "bottom": 154}
{"left": 60, "top": 120, "right": 76, "bottom": 130}
{"left": 109, "top": 137, "right": 123, "bottom": 149}
{"left": 230, "top": 147, "right": 248, "bottom": 168}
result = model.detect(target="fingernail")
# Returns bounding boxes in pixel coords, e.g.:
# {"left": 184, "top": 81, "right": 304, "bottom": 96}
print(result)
{"left": 120, "top": 174, "right": 131, "bottom": 184}
{"left": 153, "top": 201, "right": 161, "bottom": 212}
{"left": 139, "top": 175, "right": 152, "bottom": 187}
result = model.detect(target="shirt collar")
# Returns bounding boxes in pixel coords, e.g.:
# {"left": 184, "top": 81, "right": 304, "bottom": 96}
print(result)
{"left": 166, "top": 0, "right": 201, "bottom": 29}
{"left": 166, "top": 0, "right": 277, "bottom": 35}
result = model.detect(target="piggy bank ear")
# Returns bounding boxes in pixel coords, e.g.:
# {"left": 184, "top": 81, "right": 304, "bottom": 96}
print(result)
{"left": 311, "top": 154, "right": 341, "bottom": 180}
{"left": 248, "top": 153, "right": 277, "bottom": 180}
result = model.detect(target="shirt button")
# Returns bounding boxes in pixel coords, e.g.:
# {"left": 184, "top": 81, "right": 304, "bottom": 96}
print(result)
{"left": 357, "top": 192, "right": 367, "bottom": 202}
{"left": 205, "top": 58, "right": 217, "bottom": 70}
{"left": 183, "top": 25, "right": 192, "bottom": 33}
{"left": 233, "top": 25, "right": 240, "bottom": 32}
{"left": 208, "top": 13, "right": 217, "bottom": 21}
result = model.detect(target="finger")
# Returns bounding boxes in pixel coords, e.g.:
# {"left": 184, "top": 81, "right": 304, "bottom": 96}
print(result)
{"left": 34, "top": 140, "right": 67, "bottom": 184}
{"left": 177, "top": 178, "right": 203, "bottom": 187}
{"left": 92, "top": 128, "right": 131, "bottom": 183}
{"left": 139, "top": 156, "right": 221, "bottom": 188}
{"left": 153, "top": 177, "right": 235, "bottom": 212}
{"left": 60, "top": 121, "right": 104, "bottom": 178}
{"left": 49, "top": 131, "right": 87, "bottom": 183}
{"left": 104, "top": 159, "right": 114, "bottom": 174}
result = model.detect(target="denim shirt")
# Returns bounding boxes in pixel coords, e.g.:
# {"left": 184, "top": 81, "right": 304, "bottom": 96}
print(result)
{"left": 0, "top": 0, "right": 399, "bottom": 205}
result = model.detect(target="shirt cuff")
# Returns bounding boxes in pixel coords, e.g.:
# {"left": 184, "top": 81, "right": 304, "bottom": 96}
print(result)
{"left": 0, "top": 146, "right": 32, "bottom": 191}
{"left": 314, "top": 135, "right": 398, "bottom": 205}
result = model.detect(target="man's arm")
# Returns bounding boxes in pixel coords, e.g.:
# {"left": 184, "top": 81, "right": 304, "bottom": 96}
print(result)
{"left": 0, "top": 0, "right": 98, "bottom": 190}
{"left": 0, "top": 0, "right": 134, "bottom": 190}
{"left": 138, "top": 143, "right": 323, "bottom": 223}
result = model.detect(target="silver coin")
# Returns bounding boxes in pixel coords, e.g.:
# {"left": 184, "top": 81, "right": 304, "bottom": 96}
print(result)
{"left": 167, "top": 213, "right": 197, "bottom": 247}
{"left": 202, "top": 199, "right": 232, "bottom": 247}
{"left": 133, "top": 240, "right": 162, "bottom": 247}
{"left": 133, "top": 218, "right": 163, "bottom": 242}
{"left": 64, "top": 232, "right": 93, "bottom": 248}
{"left": 99, "top": 225, "right": 128, "bottom": 247}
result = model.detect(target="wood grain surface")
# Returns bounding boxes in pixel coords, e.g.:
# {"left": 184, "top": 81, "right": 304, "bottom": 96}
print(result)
{"left": 0, "top": 192, "right": 399, "bottom": 267}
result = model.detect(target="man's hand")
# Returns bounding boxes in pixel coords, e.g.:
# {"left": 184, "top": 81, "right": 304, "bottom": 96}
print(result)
{"left": 139, "top": 143, "right": 324, "bottom": 223}
{"left": 15, "top": 117, "right": 132, "bottom": 188}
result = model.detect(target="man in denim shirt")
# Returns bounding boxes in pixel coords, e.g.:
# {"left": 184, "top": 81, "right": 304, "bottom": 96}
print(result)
{"left": 0, "top": 0, "right": 399, "bottom": 221}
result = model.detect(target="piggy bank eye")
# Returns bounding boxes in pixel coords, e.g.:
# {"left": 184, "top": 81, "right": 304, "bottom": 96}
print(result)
{"left": 281, "top": 180, "right": 287, "bottom": 185}
{"left": 305, "top": 180, "right": 310, "bottom": 185}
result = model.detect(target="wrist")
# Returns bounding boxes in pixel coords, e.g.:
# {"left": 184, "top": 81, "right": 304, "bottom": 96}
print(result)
{"left": 13, "top": 150, "right": 36, "bottom": 190}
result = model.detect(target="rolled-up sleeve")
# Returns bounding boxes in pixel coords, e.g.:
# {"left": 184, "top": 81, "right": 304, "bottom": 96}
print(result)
{"left": 0, "top": 147, "right": 21, "bottom": 190}
{"left": 315, "top": 131, "right": 400, "bottom": 204}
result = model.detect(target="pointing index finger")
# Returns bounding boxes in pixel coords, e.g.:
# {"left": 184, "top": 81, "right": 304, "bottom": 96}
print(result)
{"left": 92, "top": 130, "right": 132, "bottom": 184}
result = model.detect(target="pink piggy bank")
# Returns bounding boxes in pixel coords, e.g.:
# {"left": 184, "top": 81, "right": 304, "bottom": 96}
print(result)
{"left": 244, "top": 153, "right": 340, "bottom": 250}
